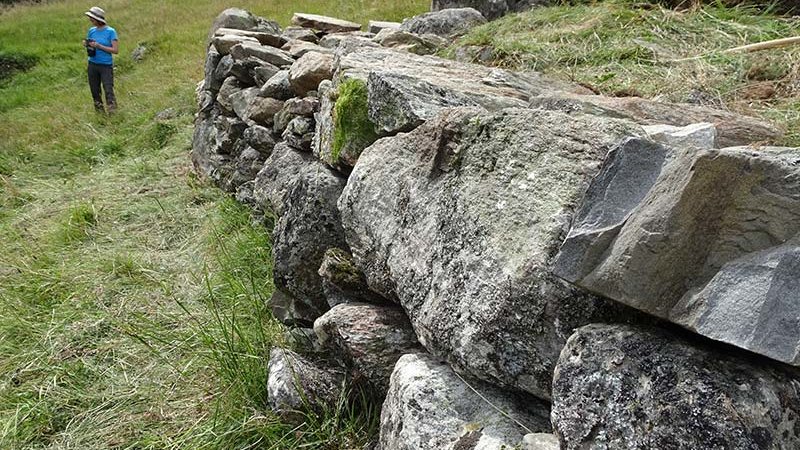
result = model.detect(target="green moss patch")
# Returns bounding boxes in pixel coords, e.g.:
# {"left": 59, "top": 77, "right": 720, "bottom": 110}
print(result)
{"left": 332, "top": 78, "right": 379, "bottom": 162}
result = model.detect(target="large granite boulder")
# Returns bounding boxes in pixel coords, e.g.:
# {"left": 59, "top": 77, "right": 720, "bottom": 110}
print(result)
{"left": 254, "top": 143, "right": 349, "bottom": 325}
{"left": 554, "top": 138, "right": 800, "bottom": 366}
{"left": 400, "top": 8, "right": 487, "bottom": 37}
{"left": 267, "top": 348, "right": 344, "bottom": 417}
{"left": 315, "top": 47, "right": 588, "bottom": 170}
{"left": 291, "top": 13, "right": 362, "bottom": 34}
{"left": 530, "top": 92, "right": 782, "bottom": 147}
{"left": 208, "top": 8, "right": 279, "bottom": 40}
{"left": 314, "top": 302, "right": 421, "bottom": 391}
{"left": 379, "top": 353, "right": 551, "bottom": 450}
{"left": 229, "top": 41, "right": 294, "bottom": 67}
{"left": 552, "top": 324, "right": 800, "bottom": 449}
{"left": 338, "top": 107, "right": 643, "bottom": 399}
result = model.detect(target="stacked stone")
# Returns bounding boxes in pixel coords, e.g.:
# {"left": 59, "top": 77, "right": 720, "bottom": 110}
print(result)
{"left": 194, "top": 7, "right": 800, "bottom": 450}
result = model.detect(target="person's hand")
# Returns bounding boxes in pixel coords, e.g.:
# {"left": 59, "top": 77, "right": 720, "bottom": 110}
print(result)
{"left": 88, "top": 41, "right": 99, "bottom": 48}
{"left": 82, "top": 39, "right": 87, "bottom": 46}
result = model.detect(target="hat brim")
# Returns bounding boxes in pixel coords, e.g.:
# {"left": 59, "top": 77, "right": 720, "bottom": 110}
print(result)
{"left": 85, "top": 12, "right": 106, "bottom": 23}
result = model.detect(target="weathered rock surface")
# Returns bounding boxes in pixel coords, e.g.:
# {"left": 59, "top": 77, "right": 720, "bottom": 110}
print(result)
{"left": 292, "top": 13, "right": 362, "bottom": 34}
{"left": 254, "top": 143, "right": 348, "bottom": 325}
{"left": 319, "top": 247, "right": 381, "bottom": 307}
{"left": 379, "top": 353, "right": 551, "bottom": 450}
{"left": 289, "top": 52, "right": 334, "bottom": 96}
{"left": 230, "top": 41, "right": 294, "bottom": 67}
{"left": 373, "top": 29, "right": 446, "bottom": 55}
{"left": 229, "top": 86, "right": 259, "bottom": 121}
{"left": 314, "top": 303, "right": 421, "bottom": 391}
{"left": 214, "top": 27, "right": 286, "bottom": 47}
{"left": 259, "top": 70, "right": 294, "bottom": 100}
{"left": 400, "top": 8, "right": 486, "bottom": 37}
{"left": 216, "top": 76, "right": 244, "bottom": 113}
{"left": 432, "top": 0, "right": 548, "bottom": 20}
{"left": 212, "top": 34, "right": 260, "bottom": 56}
{"left": 252, "top": 63, "right": 280, "bottom": 86}
{"left": 243, "top": 124, "right": 277, "bottom": 153}
{"left": 552, "top": 324, "right": 800, "bottom": 450}
{"left": 245, "top": 96, "right": 284, "bottom": 126}
{"left": 209, "top": 8, "right": 279, "bottom": 39}
{"left": 285, "top": 40, "right": 333, "bottom": 59}
{"left": 338, "top": 107, "right": 643, "bottom": 399}
{"left": 643, "top": 121, "right": 717, "bottom": 148}
{"left": 282, "top": 117, "right": 315, "bottom": 152}
{"left": 267, "top": 348, "right": 344, "bottom": 416}
{"left": 320, "top": 32, "right": 379, "bottom": 51}
{"left": 522, "top": 433, "right": 559, "bottom": 450}
{"left": 368, "top": 20, "right": 400, "bottom": 34}
{"left": 337, "top": 48, "right": 588, "bottom": 135}
{"left": 530, "top": 92, "right": 782, "bottom": 147}
{"left": 282, "top": 26, "right": 319, "bottom": 43}
{"left": 274, "top": 96, "right": 319, "bottom": 133}
{"left": 554, "top": 139, "right": 800, "bottom": 366}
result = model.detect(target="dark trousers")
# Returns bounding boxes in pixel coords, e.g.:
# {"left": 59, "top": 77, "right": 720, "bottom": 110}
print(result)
{"left": 88, "top": 62, "right": 116, "bottom": 111}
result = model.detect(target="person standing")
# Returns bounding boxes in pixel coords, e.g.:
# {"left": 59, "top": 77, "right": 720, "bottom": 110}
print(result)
{"left": 83, "top": 7, "right": 119, "bottom": 113}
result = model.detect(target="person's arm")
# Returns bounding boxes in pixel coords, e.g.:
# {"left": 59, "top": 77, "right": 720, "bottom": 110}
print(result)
{"left": 89, "top": 40, "right": 118, "bottom": 54}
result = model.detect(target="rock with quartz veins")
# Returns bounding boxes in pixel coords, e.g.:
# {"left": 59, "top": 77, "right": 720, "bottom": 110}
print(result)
{"left": 338, "top": 107, "right": 643, "bottom": 399}
{"left": 552, "top": 324, "right": 800, "bottom": 450}
{"left": 379, "top": 353, "right": 551, "bottom": 450}
{"left": 553, "top": 138, "right": 800, "bottom": 366}
{"left": 400, "top": 8, "right": 487, "bottom": 37}
{"left": 314, "top": 302, "right": 421, "bottom": 391}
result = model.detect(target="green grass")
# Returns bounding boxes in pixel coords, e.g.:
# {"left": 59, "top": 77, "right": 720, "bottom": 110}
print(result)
{"left": 332, "top": 78, "right": 379, "bottom": 162}
{"left": 449, "top": 0, "right": 800, "bottom": 145}
{"left": 0, "top": 0, "right": 426, "bottom": 448}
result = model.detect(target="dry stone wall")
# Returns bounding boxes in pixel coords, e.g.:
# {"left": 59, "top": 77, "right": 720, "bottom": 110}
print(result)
{"left": 192, "top": 7, "right": 800, "bottom": 449}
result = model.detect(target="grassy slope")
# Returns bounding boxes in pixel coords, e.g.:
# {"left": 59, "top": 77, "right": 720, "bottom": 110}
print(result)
{"left": 0, "top": 1, "right": 425, "bottom": 449}
{"left": 451, "top": 0, "right": 800, "bottom": 145}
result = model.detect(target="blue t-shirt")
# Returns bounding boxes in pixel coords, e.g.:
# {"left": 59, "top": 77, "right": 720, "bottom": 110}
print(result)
{"left": 87, "top": 26, "right": 118, "bottom": 66}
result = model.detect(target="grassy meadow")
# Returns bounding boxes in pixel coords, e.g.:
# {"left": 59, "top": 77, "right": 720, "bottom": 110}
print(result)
{"left": 451, "top": 0, "right": 800, "bottom": 144}
{"left": 0, "top": 0, "right": 425, "bottom": 449}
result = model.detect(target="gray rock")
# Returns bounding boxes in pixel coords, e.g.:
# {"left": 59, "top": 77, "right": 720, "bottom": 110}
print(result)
{"left": 282, "top": 26, "right": 319, "bottom": 44}
{"left": 314, "top": 303, "right": 420, "bottom": 391}
{"left": 432, "top": 0, "right": 548, "bottom": 20}
{"left": 282, "top": 117, "right": 316, "bottom": 152}
{"left": 292, "top": 13, "right": 362, "bottom": 34}
{"left": 131, "top": 44, "right": 147, "bottom": 62}
{"left": 530, "top": 92, "right": 782, "bottom": 147}
{"left": 274, "top": 96, "right": 320, "bottom": 134}
{"left": 229, "top": 86, "right": 259, "bottom": 121}
{"left": 230, "top": 56, "right": 267, "bottom": 85}
{"left": 379, "top": 353, "right": 551, "bottom": 450}
{"left": 285, "top": 40, "right": 333, "bottom": 59}
{"left": 320, "top": 32, "right": 379, "bottom": 50}
{"left": 643, "top": 122, "right": 717, "bottom": 148}
{"left": 319, "top": 247, "right": 381, "bottom": 307}
{"left": 230, "top": 41, "right": 294, "bottom": 67}
{"left": 554, "top": 139, "right": 800, "bottom": 366}
{"left": 191, "top": 113, "right": 223, "bottom": 178}
{"left": 211, "top": 54, "right": 234, "bottom": 89}
{"left": 259, "top": 70, "right": 294, "bottom": 100}
{"left": 216, "top": 76, "right": 244, "bottom": 114}
{"left": 338, "top": 107, "right": 643, "bottom": 399}
{"left": 252, "top": 62, "right": 280, "bottom": 86}
{"left": 243, "top": 124, "right": 277, "bottom": 154}
{"left": 522, "top": 434, "right": 559, "bottom": 450}
{"left": 212, "top": 34, "right": 260, "bottom": 56}
{"left": 337, "top": 48, "right": 588, "bottom": 135}
{"left": 212, "top": 115, "right": 247, "bottom": 156}
{"left": 254, "top": 143, "right": 348, "bottom": 325}
{"left": 214, "top": 27, "right": 286, "bottom": 48}
{"left": 225, "top": 146, "right": 267, "bottom": 191}
{"left": 552, "top": 324, "right": 800, "bottom": 450}
{"left": 267, "top": 348, "right": 344, "bottom": 417}
{"left": 368, "top": 20, "right": 400, "bottom": 34}
{"left": 400, "top": 8, "right": 487, "bottom": 37}
{"left": 289, "top": 52, "right": 334, "bottom": 96}
{"left": 245, "top": 96, "right": 284, "bottom": 126}
{"left": 208, "top": 8, "right": 261, "bottom": 39}
{"left": 373, "top": 29, "right": 446, "bottom": 55}
{"left": 202, "top": 46, "right": 222, "bottom": 92}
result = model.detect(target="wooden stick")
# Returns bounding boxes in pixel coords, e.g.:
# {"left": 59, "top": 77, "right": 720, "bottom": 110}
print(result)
{"left": 669, "top": 36, "right": 800, "bottom": 62}
{"left": 722, "top": 36, "right": 800, "bottom": 54}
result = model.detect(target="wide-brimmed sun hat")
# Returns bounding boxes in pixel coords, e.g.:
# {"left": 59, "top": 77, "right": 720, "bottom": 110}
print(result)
{"left": 85, "top": 6, "right": 106, "bottom": 24}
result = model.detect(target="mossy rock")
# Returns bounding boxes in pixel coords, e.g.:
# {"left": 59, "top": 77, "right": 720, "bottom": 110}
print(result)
{"left": 331, "top": 78, "right": 379, "bottom": 165}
